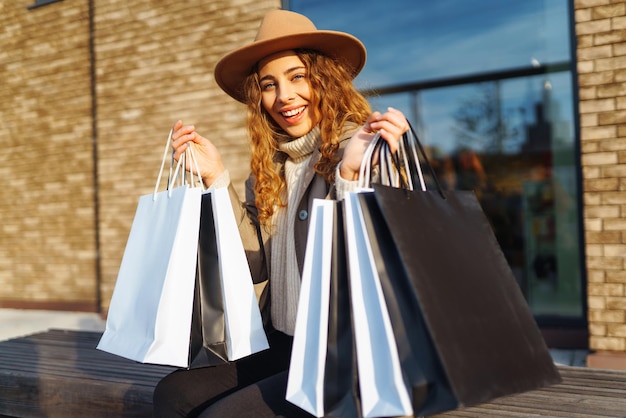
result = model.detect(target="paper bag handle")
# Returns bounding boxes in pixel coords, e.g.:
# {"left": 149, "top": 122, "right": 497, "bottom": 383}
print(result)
{"left": 153, "top": 129, "right": 205, "bottom": 200}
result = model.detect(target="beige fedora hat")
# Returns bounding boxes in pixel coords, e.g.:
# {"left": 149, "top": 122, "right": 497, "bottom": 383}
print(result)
{"left": 214, "top": 9, "right": 367, "bottom": 103}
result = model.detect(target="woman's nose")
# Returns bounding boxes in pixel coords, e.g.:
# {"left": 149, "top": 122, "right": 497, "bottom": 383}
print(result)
{"left": 276, "top": 85, "right": 295, "bottom": 103}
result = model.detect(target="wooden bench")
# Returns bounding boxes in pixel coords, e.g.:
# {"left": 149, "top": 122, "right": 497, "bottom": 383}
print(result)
{"left": 435, "top": 365, "right": 626, "bottom": 417}
{"left": 2, "top": 330, "right": 626, "bottom": 417}
{"left": 0, "top": 329, "right": 175, "bottom": 417}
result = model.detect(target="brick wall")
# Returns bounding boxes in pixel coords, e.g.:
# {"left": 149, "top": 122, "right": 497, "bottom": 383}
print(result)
{"left": 575, "top": 0, "right": 626, "bottom": 361}
{"left": 0, "top": 0, "right": 279, "bottom": 312}
{"left": 0, "top": 1, "right": 97, "bottom": 311}
{"left": 94, "top": 0, "right": 278, "bottom": 312}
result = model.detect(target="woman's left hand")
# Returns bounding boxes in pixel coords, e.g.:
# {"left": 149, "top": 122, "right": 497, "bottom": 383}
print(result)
{"left": 340, "top": 107, "right": 409, "bottom": 181}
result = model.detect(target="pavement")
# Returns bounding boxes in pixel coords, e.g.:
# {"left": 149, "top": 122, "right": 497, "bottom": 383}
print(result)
{"left": 0, "top": 308, "right": 106, "bottom": 342}
{"left": 0, "top": 308, "right": 588, "bottom": 367}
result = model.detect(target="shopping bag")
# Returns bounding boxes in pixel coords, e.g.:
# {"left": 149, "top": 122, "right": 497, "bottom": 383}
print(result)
{"left": 369, "top": 183, "right": 561, "bottom": 407}
{"left": 286, "top": 199, "right": 359, "bottom": 418}
{"left": 352, "top": 125, "right": 560, "bottom": 414}
{"left": 98, "top": 133, "right": 202, "bottom": 367}
{"left": 189, "top": 187, "right": 269, "bottom": 368}
{"left": 355, "top": 190, "right": 459, "bottom": 416}
{"left": 343, "top": 191, "right": 412, "bottom": 418}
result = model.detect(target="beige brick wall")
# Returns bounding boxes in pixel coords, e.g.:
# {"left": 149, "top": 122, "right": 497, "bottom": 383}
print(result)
{"left": 0, "top": 0, "right": 279, "bottom": 312}
{"left": 0, "top": 1, "right": 98, "bottom": 310}
{"left": 575, "top": 0, "right": 626, "bottom": 353}
{"left": 94, "top": 0, "right": 279, "bottom": 312}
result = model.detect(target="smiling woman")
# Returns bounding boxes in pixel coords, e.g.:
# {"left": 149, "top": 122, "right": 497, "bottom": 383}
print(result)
{"left": 152, "top": 9, "right": 410, "bottom": 418}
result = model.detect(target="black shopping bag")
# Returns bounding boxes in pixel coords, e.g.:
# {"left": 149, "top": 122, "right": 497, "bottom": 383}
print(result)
{"left": 365, "top": 182, "right": 561, "bottom": 412}
{"left": 189, "top": 189, "right": 269, "bottom": 368}
{"left": 189, "top": 191, "right": 227, "bottom": 367}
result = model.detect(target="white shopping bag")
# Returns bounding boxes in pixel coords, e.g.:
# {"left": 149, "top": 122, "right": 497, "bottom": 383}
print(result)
{"left": 344, "top": 191, "right": 413, "bottom": 418}
{"left": 98, "top": 132, "right": 202, "bottom": 367}
{"left": 209, "top": 186, "right": 269, "bottom": 360}
{"left": 286, "top": 199, "right": 334, "bottom": 417}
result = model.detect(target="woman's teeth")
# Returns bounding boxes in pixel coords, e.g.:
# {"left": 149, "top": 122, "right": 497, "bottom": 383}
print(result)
{"left": 282, "top": 106, "right": 304, "bottom": 117}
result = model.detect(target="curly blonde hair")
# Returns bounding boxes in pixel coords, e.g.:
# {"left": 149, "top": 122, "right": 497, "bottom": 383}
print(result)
{"left": 242, "top": 50, "right": 371, "bottom": 226}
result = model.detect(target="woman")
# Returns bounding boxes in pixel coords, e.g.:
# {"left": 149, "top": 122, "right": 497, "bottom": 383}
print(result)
{"left": 153, "top": 9, "right": 409, "bottom": 417}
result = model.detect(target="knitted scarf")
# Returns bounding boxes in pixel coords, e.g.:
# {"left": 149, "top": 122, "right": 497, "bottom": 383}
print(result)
{"left": 270, "top": 127, "right": 320, "bottom": 335}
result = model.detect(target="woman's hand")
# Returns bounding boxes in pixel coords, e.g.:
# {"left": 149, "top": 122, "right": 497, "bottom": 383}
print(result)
{"left": 340, "top": 107, "right": 409, "bottom": 181}
{"left": 171, "top": 120, "right": 225, "bottom": 187}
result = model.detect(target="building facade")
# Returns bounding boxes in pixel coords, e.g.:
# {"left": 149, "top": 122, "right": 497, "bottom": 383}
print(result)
{"left": 0, "top": 0, "right": 625, "bottom": 368}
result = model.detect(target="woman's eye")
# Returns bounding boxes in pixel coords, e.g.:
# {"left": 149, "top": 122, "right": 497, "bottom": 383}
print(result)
{"left": 261, "top": 82, "right": 275, "bottom": 90}
{"left": 293, "top": 74, "right": 305, "bottom": 81}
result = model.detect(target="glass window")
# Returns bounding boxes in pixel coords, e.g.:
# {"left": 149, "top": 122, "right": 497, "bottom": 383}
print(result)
{"left": 289, "top": 0, "right": 571, "bottom": 88}
{"left": 289, "top": 0, "right": 584, "bottom": 323}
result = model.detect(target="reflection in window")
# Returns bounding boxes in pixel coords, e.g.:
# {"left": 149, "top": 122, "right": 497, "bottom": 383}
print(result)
{"left": 390, "top": 74, "right": 582, "bottom": 319}
{"left": 290, "top": 0, "right": 570, "bottom": 87}
{"left": 290, "top": 0, "right": 584, "bottom": 323}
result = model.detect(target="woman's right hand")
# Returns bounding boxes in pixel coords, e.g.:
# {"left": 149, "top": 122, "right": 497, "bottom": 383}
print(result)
{"left": 171, "top": 120, "right": 225, "bottom": 187}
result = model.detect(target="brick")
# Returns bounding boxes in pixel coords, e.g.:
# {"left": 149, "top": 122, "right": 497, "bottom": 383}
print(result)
{"left": 589, "top": 295, "right": 608, "bottom": 309}
{"left": 575, "top": 0, "right": 611, "bottom": 7}
{"left": 605, "top": 217, "right": 626, "bottom": 230}
{"left": 587, "top": 269, "right": 607, "bottom": 283}
{"left": 592, "top": 3, "right": 626, "bottom": 19}
{"left": 585, "top": 177, "right": 619, "bottom": 190}
{"left": 576, "top": 8, "right": 593, "bottom": 22}
{"left": 577, "top": 59, "right": 595, "bottom": 73}
{"left": 576, "top": 18, "right": 612, "bottom": 36}
{"left": 608, "top": 324, "right": 626, "bottom": 338}
{"left": 588, "top": 308, "right": 625, "bottom": 322}
{"left": 582, "top": 141, "right": 601, "bottom": 153}
{"left": 589, "top": 323, "right": 607, "bottom": 336}
{"left": 582, "top": 151, "right": 618, "bottom": 165}
{"left": 603, "top": 164, "right": 626, "bottom": 177}
{"left": 606, "top": 296, "right": 626, "bottom": 310}
{"left": 578, "top": 44, "right": 614, "bottom": 60}
{"left": 599, "top": 140, "right": 626, "bottom": 153}
{"left": 594, "top": 29, "right": 626, "bottom": 45}
{"left": 579, "top": 98, "right": 615, "bottom": 113}
{"left": 605, "top": 244, "right": 626, "bottom": 256}
{"left": 582, "top": 165, "right": 602, "bottom": 178}
{"left": 603, "top": 192, "right": 626, "bottom": 205}
{"left": 613, "top": 15, "right": 626, "bottom": 30}
{"left": 597, "top": 83, "right": 626, "bottom": 99}
{"left": 596, "top": 55, "right": 626, "bottom": 71}
{"left": 607, "top": 270, "right": 626, "bottom": 283}
{"left": 579, "top": 87, "right": 598, "bottom": 101}
{"left": 585, "top": 217, "right": 603, "bottom": 230}
{"left": 586, "top": 255, "right": 624, "bottom": 269}
{"left": 590, "top": 336, "right": 626, "bottom": 351}
{"left": 578, "top": 71, "right": 615, "bottom": 86}
{"left": 585, "top": 230, "right": 621, "bottom": 243}
{"left": 586, "top": 243, "right": 604, "bottom": 256}
{"left": 599, "top": 110, "right": 626, "bottom": 125}
{"left": 577, "top": 34, "right": 595, "bottom": 48}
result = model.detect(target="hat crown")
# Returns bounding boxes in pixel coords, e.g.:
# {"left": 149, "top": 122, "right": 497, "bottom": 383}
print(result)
{"left": 255, "top": 10, "right": 317, "bottom": 42}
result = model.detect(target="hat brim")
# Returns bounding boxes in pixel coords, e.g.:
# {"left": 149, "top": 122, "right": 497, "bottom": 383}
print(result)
{"left": 214, "top": 31, "right": 366, "bottom": 103}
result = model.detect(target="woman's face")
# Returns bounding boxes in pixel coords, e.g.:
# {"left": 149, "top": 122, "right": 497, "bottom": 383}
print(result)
{"left": 257, "top": 50, "right": 317, "bottom": 138}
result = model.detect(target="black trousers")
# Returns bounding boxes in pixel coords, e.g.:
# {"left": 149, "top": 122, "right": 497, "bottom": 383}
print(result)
{"left": 152, "top": 331, "right": 313, "bottom": 418}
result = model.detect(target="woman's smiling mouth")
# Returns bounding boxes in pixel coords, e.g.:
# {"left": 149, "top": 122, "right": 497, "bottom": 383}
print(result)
{"left": 281, "top": 106, "right": 306, "bottom": 120}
